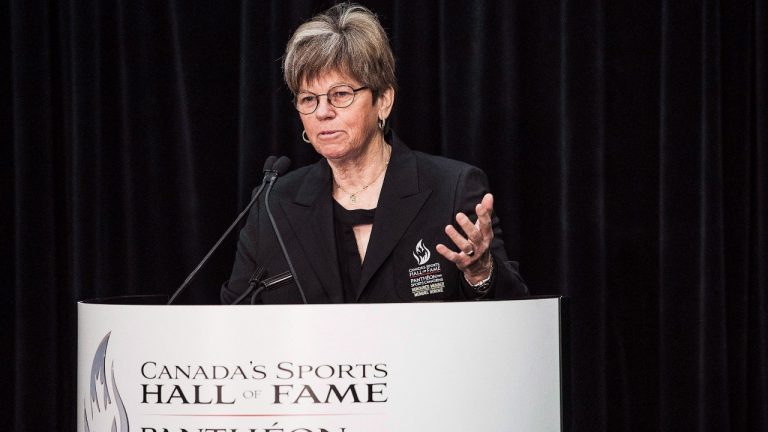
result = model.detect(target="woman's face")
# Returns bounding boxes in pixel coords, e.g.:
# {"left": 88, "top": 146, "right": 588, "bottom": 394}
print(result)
{"left": 298, "top": 71, "right": 394, "bottom": 162}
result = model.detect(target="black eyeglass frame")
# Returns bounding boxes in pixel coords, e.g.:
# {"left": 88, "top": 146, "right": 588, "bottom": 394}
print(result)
{"left": 294, "top": 85, "right": 370, "bottom": 114}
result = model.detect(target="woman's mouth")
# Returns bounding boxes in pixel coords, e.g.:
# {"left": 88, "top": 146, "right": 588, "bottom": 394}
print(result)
{"left": 319, "top": 130, "right": 342, "bottom": 139}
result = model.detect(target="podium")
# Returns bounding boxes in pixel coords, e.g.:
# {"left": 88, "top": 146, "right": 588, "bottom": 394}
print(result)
{"left": 78, "top": 297, "right": 565, "bottom": 432}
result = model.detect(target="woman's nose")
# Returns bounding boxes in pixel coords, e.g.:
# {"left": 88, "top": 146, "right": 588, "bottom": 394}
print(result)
{"left": 314, "top": 96, "right": 336, "bottom": 118}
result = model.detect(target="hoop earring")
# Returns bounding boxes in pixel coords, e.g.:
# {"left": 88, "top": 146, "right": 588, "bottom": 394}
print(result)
{"left": 302, "top": 130, "right": 311, "bottom": 143}
{"left": 378, "top": 118, "right": 386, "bottom": 130}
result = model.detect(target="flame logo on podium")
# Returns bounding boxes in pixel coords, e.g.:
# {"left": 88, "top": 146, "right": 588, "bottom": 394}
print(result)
{"left": 83, "top": 332, "right": 130, "bottom": 432}
{"left": 413, "top": 239, "right": 431, "bottom": 265}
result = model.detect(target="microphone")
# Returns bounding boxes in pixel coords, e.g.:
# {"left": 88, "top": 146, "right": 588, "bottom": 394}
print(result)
{"left": 254, "top": 156, "right": 277, "bottom": 195}
{"left": 263, "top": 157, "right": 308, "bottom": 304}
{"left": 167, "top": 156, "right": 279, "bottom": 305}
{"left": 270, "top": 156, "right": 291, "bottom": 178}
{"left": 225, "top": 156, "right": 297, "bottom": 305}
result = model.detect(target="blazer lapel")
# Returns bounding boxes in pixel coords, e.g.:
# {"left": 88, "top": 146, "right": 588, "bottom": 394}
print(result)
{"left": 356, "top": 137, "right": 432, "bottom": 300}
{"left": 280, "top": 161, "right": 344, "bottom": 303}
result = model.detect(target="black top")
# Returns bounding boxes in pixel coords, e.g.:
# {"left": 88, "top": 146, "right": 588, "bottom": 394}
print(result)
{"left": 332, "top": 199, "right": 376, "bottom": 302}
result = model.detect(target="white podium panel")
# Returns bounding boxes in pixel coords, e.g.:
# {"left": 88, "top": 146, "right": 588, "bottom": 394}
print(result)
{"left": 78, "top": 298, "right": 563, "bottom": 432}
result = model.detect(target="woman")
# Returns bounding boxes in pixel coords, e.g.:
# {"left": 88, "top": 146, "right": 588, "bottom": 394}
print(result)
{"left": 222, "top": 3, "right": 527, "bottom": 304}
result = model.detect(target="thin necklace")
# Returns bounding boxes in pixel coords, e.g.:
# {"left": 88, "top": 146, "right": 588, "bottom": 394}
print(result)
{"left": 334, "top": 146, "right": 391, "bottom": 204}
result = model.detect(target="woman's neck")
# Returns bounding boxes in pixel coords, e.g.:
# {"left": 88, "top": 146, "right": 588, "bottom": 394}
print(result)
{"left": 328, "top": 135, "right": 389, "bottom": 189}
{"left": 329, "top": 135, "right": 391, "bottom": 208}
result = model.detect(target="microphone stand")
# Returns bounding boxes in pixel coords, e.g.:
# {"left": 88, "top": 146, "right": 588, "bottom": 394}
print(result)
{"left": 229, "top": 266, "right": 266, "bottom": 305}
{"left": 167, "top": 157, "right": 278, "bottom": 305}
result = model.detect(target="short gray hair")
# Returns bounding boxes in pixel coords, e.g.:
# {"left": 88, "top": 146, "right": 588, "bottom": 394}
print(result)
{"left": 283, "top": 3, "right": 397, "bottom": 99}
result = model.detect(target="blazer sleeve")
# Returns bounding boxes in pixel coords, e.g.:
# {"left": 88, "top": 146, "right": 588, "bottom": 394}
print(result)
{"left": 453, "top": 166, "right": 529, "bottom": 299}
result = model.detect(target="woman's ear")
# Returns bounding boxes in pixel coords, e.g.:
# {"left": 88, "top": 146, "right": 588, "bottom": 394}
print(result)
{"left": 377, "top": 86, "right": 395, "bottom": 120}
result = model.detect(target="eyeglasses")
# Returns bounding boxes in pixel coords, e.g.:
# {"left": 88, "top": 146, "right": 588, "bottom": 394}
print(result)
{"left": 294, "top": 85, "right": 369, "bottom": 114}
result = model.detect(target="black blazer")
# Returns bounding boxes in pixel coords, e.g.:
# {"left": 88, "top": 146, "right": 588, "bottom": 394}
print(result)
{"left": 222, "top": 133, "right": 527, "bottom": 304}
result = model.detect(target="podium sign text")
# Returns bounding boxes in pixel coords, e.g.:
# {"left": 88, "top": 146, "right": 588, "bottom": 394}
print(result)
{"left": 78, "top": 298, "right": 563, "bottom": 432}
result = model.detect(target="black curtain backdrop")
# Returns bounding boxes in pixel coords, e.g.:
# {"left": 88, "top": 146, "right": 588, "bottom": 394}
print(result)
{"left": 4, "top": 0, "right": 767, "bottom": 431}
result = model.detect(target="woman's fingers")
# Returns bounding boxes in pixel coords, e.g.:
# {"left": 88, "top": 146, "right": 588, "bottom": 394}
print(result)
{"left": 436, "top": 194, "right": 496, "bottom": 271}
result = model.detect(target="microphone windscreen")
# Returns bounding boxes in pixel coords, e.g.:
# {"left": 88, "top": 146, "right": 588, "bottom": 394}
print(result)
{"left": 263, "top": 155, "right": 278, "bottom": 172}
{"left": 272, "top": 156, "right": 292, "bottom": 175}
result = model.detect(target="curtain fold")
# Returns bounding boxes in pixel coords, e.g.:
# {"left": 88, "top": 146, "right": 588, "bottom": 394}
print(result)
{"left": 750, "top": 4, "right": 767, "bottom": 431}
{"left": 4, "top": 1, "right": 767, "bottom": 430}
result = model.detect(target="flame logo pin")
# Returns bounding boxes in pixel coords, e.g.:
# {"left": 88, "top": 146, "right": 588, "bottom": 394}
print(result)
{"left": 83, "top": 332, "right": 129, "bottom": 432}
{"left": 413, "top": 239, "right": 431, "bottom": 265}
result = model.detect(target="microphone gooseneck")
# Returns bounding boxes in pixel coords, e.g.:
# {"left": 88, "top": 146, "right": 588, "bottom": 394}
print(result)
{"left": 263, "top": 157, "right": 308, "bottom": 304}
{"left": 167, "top": 156, "right": 278, "bottom": 305}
